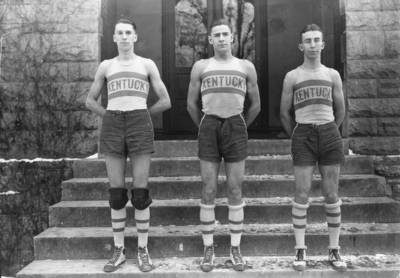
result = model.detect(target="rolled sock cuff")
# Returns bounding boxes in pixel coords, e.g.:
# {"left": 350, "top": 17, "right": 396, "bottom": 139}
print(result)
{"left": 324, "top": 199, "right": 342, "bottom": 209}
{"left": 328, "top": 245, "right": 340, "bottom": 250}
{"left": 228, "top": 201, "right": 246, "bottom": 211}
{"left": 295, "top": 245, "right": 307, "bottom": 250}
{"left": 292, "top": 200, "right": 309, "bottom": 209}
{"left": 200, "top": 202, "right": 216, "bottom": 210}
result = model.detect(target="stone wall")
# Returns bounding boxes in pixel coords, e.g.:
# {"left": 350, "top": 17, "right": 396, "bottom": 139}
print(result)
{"left": 0, "top": 160, "right": 73, "bottom": 277}
{"left": 343, "top": 0, "right": 400, "bottom": 155}
{"left": 0, "top": 0, "right": 102, "bottom": 159}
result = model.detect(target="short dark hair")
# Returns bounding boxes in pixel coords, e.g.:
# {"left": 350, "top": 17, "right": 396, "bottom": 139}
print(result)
{"left": 115, "top": 18, "right": 137, "bottom": 32}
{"left": 209, "top": 18, "right": 232, "bottom": 33}
{"left": 300, "top": 24, "right": 323, "bottom": 42}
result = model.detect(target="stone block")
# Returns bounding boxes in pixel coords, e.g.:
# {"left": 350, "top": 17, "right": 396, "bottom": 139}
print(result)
{"left": 350, "top": 137, "right": 400, "bottom": 155}
{"left": 346, "top": 11, "right": 400, "bottom": 31}
{"left": 347, "top": 59, "right": 400, "bottom": 79}
{"left": 347, "top": 79, "right": 378, "bottom": 98}
{"left": 344, "top": 0, "right": 381, "bottom": 11}
{"left": 377, "top": 117, "right": 400, "bottom": 136}
{"left": 348, "top": 98, "right": 400, "bottom": 117}
{"left": 374, "top": 155, "right": 400, "bottom": 177}
{"left": 386, "top": 38, "right": 400, "bottom": 58}
{"left": 346, "top": 31, "right": 385, "bottom": 59}
{"left": 378, "top": 79, "right": 400, "bottom": 97}
{"left": 68, "top": 14, "right": 101, "bottom": 33}
{"left": 348, "top": 118, "right": 378, "bottom": 136}
{"left": 68, "top": 62, "right": 98, "bottom": 81}
{"left": 381, "top": 0, "right": 400, "bottom": 11}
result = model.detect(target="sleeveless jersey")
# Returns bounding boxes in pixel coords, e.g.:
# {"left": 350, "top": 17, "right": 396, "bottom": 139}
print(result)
{"left": 106, "top": 56, "right": 149, "bottom": 111}
{"left": 200, "top": 57, "right": 247, "bottom": 118}
{"left": 292, "top": 65, "right": 334, "bottom": 125}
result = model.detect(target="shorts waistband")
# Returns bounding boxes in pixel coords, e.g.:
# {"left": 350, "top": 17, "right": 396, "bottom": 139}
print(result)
{"left": 297, "top": 121, "right": 336, "bottom": 130}
{"left": 108, "top": 109, "right": 148, "bottom": 115}
{"left": 205, "top": 113, "right": 242, "bottom": 120}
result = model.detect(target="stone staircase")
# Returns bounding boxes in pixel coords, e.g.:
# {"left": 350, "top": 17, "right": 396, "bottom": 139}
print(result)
{"left": 17, "top": 140, "right": 400, "bottom": 277}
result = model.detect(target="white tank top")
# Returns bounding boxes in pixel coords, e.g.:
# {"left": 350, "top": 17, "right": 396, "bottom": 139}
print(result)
{"left": 105, "top": 56, "right": 149, "bottom": 111}
{"left": 292, "top": 65, "right": 334, "bottom": 125}
{"left": 200, "top": 57, "right": 247, "bottom": 118}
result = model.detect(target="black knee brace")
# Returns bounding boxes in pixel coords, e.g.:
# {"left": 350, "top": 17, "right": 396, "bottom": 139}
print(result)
{"left": 108, "top": 188, "right": 129, "bottom": 210}
{"left": 131, "top": 188, "right": 152, "bottom": 210}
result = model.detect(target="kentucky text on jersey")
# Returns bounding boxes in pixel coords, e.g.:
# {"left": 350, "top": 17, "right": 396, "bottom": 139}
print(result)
{"left": 107, "top": 72, "right": 149, "bottom": 100}
{"left": 293, "top": 80, "right": 333, "bottom": 110}
{"left": 201, "top": 70, "right": 247, "bottom": 97}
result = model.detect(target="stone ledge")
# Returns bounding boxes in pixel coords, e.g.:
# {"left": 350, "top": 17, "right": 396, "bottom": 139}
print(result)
{"left": 344, "top": 0, "right": 381, "bottom": 12}
{"left": 350, "top": 137, "right": 400, "bottom": 155}
{"left": 347, "top": 59, "right": 400, "bottom": 79}
{"left": 346, "top": 11, "right": 400, "bottom": 31}
{"left": 348, "top": 98, "right": 400, "bottom": 117}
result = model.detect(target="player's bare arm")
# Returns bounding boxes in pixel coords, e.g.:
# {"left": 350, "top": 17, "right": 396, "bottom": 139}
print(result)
{"left": 280, "top": 71, "right": 296, "bottom": 137}
{"left": 145, "top": 59, "right": 171, "bottom": 115}
{"left": 329, "top": 69, "right": 345, "bottom": 127}
{"left": 241, "top": 60, "right": 261, "bottom": 127}
{"left": 86, "top": 60, "right": 112, "bottom": 117}
{"left": 187, "top": 60, "right": 206, "bottom": 127}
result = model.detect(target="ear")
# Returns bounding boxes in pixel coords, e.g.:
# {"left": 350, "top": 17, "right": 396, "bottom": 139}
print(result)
{"left": 321, "top": 41, "right": 325, "bottom": 50}
{"left": 134, "top": 34, "right": 138, "bottom": 42}
{"left": 208, "top": 35, "right": 212, "bottom": 45}
{"left": 230, "top": 33, "right": 233, "bottom": 42}
{"left": 113, "top": 34, "right": 116, "bottom": 42}
{"left": 298, "top": 44, "right": 304, "bottom": 52}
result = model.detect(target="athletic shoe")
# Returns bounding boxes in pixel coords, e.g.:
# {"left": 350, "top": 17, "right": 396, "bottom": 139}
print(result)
{"left": 292, "top": 249, "right": 306, "bottom": 271}
{"left": 103, "top": 246, "right": 126, "bottom": 272}
{"left": 200, "top": 244, "right": 215, "bottom": 272}
{"left": 329, "top": 249, "right": 347, "bottom": 272}
{"left": 137, "top": 246, "right": 153, "bottom": 272}
{"left": 230, "top": 245, "right": 245, "bottom": 271}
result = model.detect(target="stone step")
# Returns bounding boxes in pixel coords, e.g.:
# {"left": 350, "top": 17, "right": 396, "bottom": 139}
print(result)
{"left": 34, "top": 223, "right": 400, "bottom": 260}
{"left": 61, "top": 174, "right": 388, "bottom": 201}
{"left": 151, "top": 139, "right": 349, "bottom": 157}
{"left": 49, "top": 197, "right": 400, "bottom": 227}
{"left": 17, "top": 254, "right": 400, "bottom": 278}
{"left": 73, "top": 155, "right": 374, "bottom": 178}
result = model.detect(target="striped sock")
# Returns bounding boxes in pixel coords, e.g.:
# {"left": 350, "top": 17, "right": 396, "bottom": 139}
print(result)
{"left": 292, "top": 200, "right": 309, "bottom": 250}
{"left": 325, "top": 199, "right": 342, "bottom": 249}
{"left": 111, "top": 207, "right": 127, "bottom": 247}
{"left": 228, "top": 202, "right": 246, "bottom": 247}
{"left": 135, "top": 208, "right": 150, "bottom": 248}
{"left": 200, "top": 203, "right": 216, "bottom": 246}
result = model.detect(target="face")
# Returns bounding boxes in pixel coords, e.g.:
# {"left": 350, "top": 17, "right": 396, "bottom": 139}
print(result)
{"left": 208, "top": 24, "right": 233, "bottom": 51}
{"left": 113, "top": 23, "right": 137, "bottom": 51}
{"left": 299, "top": 30, "right": 324, "bottom": 59}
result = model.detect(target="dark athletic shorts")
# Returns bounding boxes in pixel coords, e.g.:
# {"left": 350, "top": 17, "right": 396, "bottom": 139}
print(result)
{"left": 198, "top": 114, "right": 248, "bottom": 163}
{"left": 100, "top": 109, "right": 154, "bottom": 156}
{"left": 291, "top": 121, "right": 344, "bottom": 166}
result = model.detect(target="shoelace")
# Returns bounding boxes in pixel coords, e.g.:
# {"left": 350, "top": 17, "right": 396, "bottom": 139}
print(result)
{"left": 138, "top": 247, "right": 150, "bottom": 264}
{"left": 108, "top": 247, "right": 123, "bottom": 265}
{"left": 231, "top": 247, "right": 244, "bottom": 264}
{"left": 203, "top": 246, "right": 214, "bottom": 263}
{"left": 330, "top": 250, "right": 342, "bottom": 261}
{"left": 296, "top": 250, "right": 304, "bottom": 261}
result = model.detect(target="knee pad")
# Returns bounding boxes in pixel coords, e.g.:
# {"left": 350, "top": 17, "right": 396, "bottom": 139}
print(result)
{"left": 108, "top": 188, "right": 129, "bottom": 210}
{"left": 199, "top": 202, "right": 216, "bottom": 210}
{"left": 324, "top": 199, "right": 342, "bottom": 209}
{"left": 228, "top": 201, "right": 246, "bottom": 211}
{"left": 131, "top": 188, "right": 152, "bottom": 210}
{"left": 292, "top": 200, "right": 309, "bottom": 210}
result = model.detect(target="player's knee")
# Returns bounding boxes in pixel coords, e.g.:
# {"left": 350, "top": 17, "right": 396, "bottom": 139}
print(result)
{"left": 228, "top": 186, "right": 242, "bottom": 198}
{"left": 295, "top": 192, "right": 309, "bottom": 204}
{"left": 131, "top": 188, "right": 152, "bottom": 210}
{"left": 203, "top": 186, "right": 216, "bottom": 198}
{"left": 108, "top": 188, "right": 129, "bottom": 210}
{"left": 324, "top": 192, "right": 339, "bottom": 204}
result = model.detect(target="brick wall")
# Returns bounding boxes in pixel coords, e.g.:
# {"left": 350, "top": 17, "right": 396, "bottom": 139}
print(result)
{"left": 343, "top": 0, "right": 400, "bottom": 155}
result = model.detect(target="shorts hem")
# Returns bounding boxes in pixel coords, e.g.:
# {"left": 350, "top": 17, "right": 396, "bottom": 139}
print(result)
{"left": 293, "top": 162, "right": 317, "bottom": 166}
{"left": 224, "top": 155, "right": 247, "bottom": 163}
{"left": 128, "top": 149, "right": 155, "bottom": 156}
{"left": 199, "top": 156, "right": 222, "bottom": 163}
{"left": 100, "top": 151, "right": 127, "bottom": 157}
